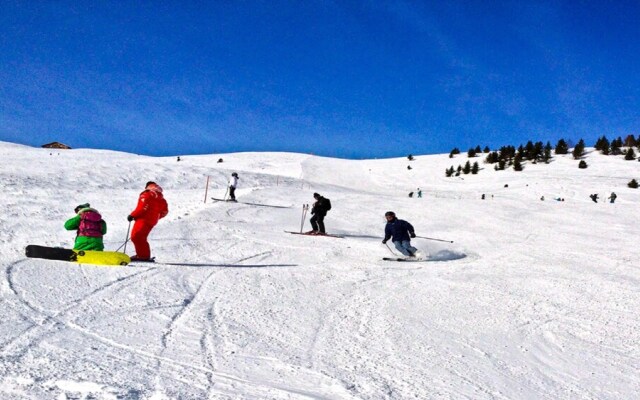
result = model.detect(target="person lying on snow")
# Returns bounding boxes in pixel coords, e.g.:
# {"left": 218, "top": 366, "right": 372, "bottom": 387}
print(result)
{"left": 64, "top": 203, "right": 107, "bottom": 251}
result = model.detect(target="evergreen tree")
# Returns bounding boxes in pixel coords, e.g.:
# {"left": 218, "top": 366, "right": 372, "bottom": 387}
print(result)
{"left": 467, "top": 148, "right": 477, "bottom": 158}
{"left": 533, "top": 141, "right": 544, "bottom": 161}
{"left": 485, "top": 151, "right": 499, "bottom": 164}
{"left": 572, "top": 139, "right": 585, "bottom": 159}
{"left": 474, "top": 145, "right": 482, "bottom": 154}
{"left": 513, "top": 157, "right": 524, "bottom": 171}
{"left": 624, "top": 134, "right": 637, "bottom": 147}
{"left": 611, "top": 140, "right": 622, "bottom": 155}
{"left": 445, "top": 166, "right": 454, "bottom": 177}
{"left": 497, "top": 159, "right": 507, "bottom": 170}
{"left": 483, "top": 146, "right": 490, "bottom": 153}
{"left": 463, "top": 161, "right": 471, "bottom": 174}
{"left": 471, "top": 161, "right": 479, "bottom": 174}
{"left": 555, "top": 139, "right": 569, "bottom": 154}
{"left": 543, "top": 142, "right": 552, "bottom": 163}
{"left": 524, "top": 141, "right": 535, "bottom": 160}
{"left": 595, "top": 135, "right": 610, "bottom": 155}
{"left": 629, "top": 179, "right": 639, "bottom": 189}
{"left": 578, "top": 160, "right": 588, "bottom": 169}
{"left": 625, "top": 147, "right": 636, "bottom": 160}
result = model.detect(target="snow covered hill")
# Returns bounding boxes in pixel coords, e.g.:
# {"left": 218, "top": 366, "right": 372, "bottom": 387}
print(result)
{"left": 1, "top": 141, "right": 638, "bottom": 399}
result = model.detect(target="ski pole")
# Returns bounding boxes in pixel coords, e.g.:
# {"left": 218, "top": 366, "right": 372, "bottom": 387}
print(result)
{"left": 415, "top": 235, "right": 453, "bottom": 243}
{"left": 384, "top": 242, "right": 399, "bottom": 256}
{"left": 300, "top": 204, "right": 309, "bottom": 233}
{"left": 223, "top": 186, "right": 229, "bottom": 201}
{"left": 116, "top": 220, "right": 132, "bottom": 253}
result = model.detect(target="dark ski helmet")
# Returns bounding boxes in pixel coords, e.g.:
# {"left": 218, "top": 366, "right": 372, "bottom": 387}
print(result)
{"left": 232, "top": 172, "right": 238, "bottom": 177}
{"left": 313, "top": 192, "right": 320, "bottom": 198}
{"left": 384, "top": 211, "right": 396, "bottom": 218}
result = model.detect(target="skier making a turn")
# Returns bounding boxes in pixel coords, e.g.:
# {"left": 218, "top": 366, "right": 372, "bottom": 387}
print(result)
{"left": 382, "top": 211, "right": 419, "bottom": 258}
{"left": 127, "top": 181, "right": 169, "bottom": 261}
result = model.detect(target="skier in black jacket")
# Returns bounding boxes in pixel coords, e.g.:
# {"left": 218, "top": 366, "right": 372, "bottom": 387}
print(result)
{"left": 382, "top": 211, "right": 419, "bottom": 257}
{"left": 309, "top": 193, "right": 331, "bottom": 235}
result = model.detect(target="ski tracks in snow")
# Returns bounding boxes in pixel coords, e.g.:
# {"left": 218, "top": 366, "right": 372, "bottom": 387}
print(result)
{"left": 1, "top": 259, "right": 162, "bottom": 361}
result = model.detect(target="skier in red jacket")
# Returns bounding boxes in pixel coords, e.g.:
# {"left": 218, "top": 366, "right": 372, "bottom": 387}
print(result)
{"left": 127, "top": 181, "right": 168, "bottom": 261}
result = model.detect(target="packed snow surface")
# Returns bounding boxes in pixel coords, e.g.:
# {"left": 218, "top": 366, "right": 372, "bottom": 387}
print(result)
{"left": 1, "top": 142, "right": 639, "bottom": 399}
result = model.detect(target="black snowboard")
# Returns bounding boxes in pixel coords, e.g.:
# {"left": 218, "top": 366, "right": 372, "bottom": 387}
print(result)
{"left": 25, "top": 245, "right": 77, "bottom": 261}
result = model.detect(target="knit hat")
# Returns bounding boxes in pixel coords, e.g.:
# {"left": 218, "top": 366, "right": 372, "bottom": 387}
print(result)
{"left": 313, "top": 193, "right": 320, "bottom": 198}
{"left": 74, "top": 203, "right": 90, "bottom": 213}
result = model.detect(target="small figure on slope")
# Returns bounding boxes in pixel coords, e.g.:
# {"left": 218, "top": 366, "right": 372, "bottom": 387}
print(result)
{"left": 64, "top": 203, "right": 107, "bottom": 251}
{"left": 127, "top": 182, "right": 168, "bottom": 261}
{"left": 308, "top": 192, "right": 331, "bottom": 235}
{"left": 382, "top": 211, "right": 419, "bottom": 258}
{"left": 608, "top": 192, "right": 617, "bottom": 203}
{"left": 228, "top": 172, "right": 239, "bottom": 202}
{"left": 590, "top": 193, "right": 599, "bottom": 203}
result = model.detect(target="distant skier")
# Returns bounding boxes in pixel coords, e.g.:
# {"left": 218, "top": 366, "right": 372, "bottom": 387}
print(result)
{"left": 127, "top": 182, "right": 168, "bottom": 261}
{"left": 417, "top": 188, "right": 422, "bottom": 198}
{"left": 608, "top": 192, "right": 617, "bottom": 203}
{"left": 308, "top": 192, "right": 331, "bottom": 235}
{"left": 590, "top": 193, "right": 599, "bottom": 203}
{"left": 64, "top": 203, "right": 107, "bottom": 251}
{"left": 382, "top": 211, "right": 419, "bottom": 258}
{"left": 228, "top": 172, "right": 239, "bottom": 202}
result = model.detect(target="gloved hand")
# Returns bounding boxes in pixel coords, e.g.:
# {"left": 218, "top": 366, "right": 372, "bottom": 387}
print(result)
{"left": 127, "top": 215, "right": 134, "bottom": 222}
{"left": 382, "top": 239, "right": 387, "bottom": 244}
{"left": 410, "top": 233, "right": 416, "bottom": 238}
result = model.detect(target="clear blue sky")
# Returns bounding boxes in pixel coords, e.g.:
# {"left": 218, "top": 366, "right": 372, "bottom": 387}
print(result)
{"left": 1, "top": 1, "right": 639, "bottom": 158}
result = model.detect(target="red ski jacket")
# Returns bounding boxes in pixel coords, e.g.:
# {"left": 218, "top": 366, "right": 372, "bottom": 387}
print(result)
{"left": 130, "top": 187, "right": 168, "bottom": 226}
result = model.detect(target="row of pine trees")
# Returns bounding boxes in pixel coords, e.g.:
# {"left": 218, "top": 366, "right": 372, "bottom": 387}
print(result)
{"left": 444, "top": 135, "right": 640, "bottom": 185}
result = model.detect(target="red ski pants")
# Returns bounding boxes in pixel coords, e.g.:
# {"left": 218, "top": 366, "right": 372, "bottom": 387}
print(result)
{"left": 130, "top": 221, "right": 155, "bottom": 259}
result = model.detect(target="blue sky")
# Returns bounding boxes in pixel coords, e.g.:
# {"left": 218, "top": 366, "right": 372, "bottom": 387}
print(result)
{"left": 1, "top": 1, "right": 639, "bottom": 158}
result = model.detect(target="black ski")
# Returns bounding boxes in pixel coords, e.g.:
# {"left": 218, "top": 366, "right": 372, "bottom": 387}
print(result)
{"left": 382, "top": 257, "right": 428, "bottom": 262}
{"left": 129, "top": 257, "right": 156, "bottom": 264}
{"left": 211, "top": 198, "right": 291, "bottom": 208}
{"left": 284, "top": 231, "right": 344, "bottom": 239}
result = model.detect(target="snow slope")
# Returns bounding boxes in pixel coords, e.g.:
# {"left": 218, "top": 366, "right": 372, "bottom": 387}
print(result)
{"left": 1, "top": 141, "right": 639, "bottom": 399}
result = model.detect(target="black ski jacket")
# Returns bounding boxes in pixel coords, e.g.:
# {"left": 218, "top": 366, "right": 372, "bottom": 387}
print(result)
{"left": 311, "top": 196, "right": 330, "bottom": 216}
{"left": 384, "top": 218, "right": 415, "bottom": 242}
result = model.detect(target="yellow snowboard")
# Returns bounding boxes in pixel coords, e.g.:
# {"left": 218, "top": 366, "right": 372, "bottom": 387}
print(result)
{"left": 74, "top": 250, "right": 131, "bottom": 266}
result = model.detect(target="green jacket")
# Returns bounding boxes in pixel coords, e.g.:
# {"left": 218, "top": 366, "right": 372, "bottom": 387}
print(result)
{"left": 64, "top": 208, "right": 107, "bottom": 251}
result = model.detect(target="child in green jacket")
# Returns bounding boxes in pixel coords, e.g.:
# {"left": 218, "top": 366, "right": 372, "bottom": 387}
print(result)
{"left": 64, "top": 203, "right": 107, "bottom": 251}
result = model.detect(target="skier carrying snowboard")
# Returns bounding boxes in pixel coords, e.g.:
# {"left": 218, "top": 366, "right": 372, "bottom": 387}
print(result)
{"left": 127, "top": 181, "right": 168, "bottom": 261}
{"left": 382, "top": 211, "right": 419, "bottom": 257}
{"left": 308, "top": 192, "right": 331, "bottom": 235}
{"left": 64, "top": 203, "right": 107, "bottom": 251}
